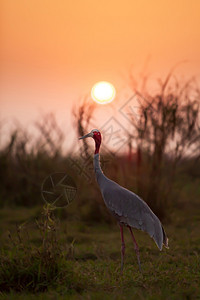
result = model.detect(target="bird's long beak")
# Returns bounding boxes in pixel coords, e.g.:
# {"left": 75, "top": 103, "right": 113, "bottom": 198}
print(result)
{"left": 78, "top": 132, "right": 92, "bottom": 140}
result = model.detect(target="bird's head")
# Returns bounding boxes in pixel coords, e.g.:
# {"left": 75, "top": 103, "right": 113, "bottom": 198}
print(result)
{"left": 79, "top": 129, "right": 101, "bottom": 154}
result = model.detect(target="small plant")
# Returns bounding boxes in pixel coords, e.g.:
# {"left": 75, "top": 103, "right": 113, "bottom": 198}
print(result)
{"left": 0, "top": 204, "right": 85, "bottom": 293}
{"left": 36, "top": 203, "right": 61, "bottom": 262}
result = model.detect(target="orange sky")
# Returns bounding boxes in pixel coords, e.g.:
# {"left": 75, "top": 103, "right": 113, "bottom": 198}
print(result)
{"left": 1, "top": 0, "right": 200, "bottom": 145}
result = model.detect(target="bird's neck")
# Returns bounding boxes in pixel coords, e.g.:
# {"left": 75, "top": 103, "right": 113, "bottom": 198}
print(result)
{"left": 93, "top": 153, "right": 108, "bottom": 188}
{"left": 95, "top": 140, "right": 101, "bottom": 154}
{"left": 93, "top": 153, "right": 103, "bottom": 179}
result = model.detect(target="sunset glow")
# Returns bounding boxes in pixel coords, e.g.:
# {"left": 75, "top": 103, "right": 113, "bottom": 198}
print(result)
{"left": 91, "top": 81, "right": 116, "bottom": 104}
{"left": 1, "top": 0, "right": 200, "bottom": 132}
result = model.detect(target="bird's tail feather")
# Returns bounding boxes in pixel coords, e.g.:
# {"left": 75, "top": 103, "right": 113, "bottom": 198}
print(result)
{"left": 162, "top": 226, "right": 169, "bottom": 249}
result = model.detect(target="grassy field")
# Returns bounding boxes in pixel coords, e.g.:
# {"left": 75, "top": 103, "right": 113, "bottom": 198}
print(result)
{"left": 0, "top": 177, "right": 200, "bottom": 299}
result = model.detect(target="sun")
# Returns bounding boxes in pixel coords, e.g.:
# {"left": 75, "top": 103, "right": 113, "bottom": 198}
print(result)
{"left": 91, "top": 81, "right": 116, "bottom": 104}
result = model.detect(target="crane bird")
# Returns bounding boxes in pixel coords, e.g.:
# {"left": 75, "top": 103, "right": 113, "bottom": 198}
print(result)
{"left": 79, "top": 129, "right": 168, "bottom": 272}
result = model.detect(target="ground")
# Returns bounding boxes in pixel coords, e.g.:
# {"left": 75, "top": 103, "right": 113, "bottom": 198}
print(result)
{"left": 0, "top": 195, "right": 200, "bottom": 300}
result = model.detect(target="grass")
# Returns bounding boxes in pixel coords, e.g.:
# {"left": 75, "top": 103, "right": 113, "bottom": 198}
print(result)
{"left": 0, "top": 182, "right": 200, "bottom": 300}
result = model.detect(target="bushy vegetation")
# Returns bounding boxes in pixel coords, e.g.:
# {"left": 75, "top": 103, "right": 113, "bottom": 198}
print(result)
{"left": 0, "top": 73, "right": 200, "bottom": 298}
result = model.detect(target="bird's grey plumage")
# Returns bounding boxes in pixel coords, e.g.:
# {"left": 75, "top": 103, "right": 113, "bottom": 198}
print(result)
{"left": 94, "top": 153, "right": 168, "bottom": 250}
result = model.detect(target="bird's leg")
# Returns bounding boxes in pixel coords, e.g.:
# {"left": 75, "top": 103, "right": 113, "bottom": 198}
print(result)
{"left": 128, "top": 226, "right": 142, "bottom": 273}
{"left": 119, "top": 224, "right": 125, "bottom": 274}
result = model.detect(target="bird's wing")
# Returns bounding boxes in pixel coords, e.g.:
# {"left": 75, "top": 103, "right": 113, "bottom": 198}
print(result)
{"left": 101, "top": 180, "right": 165, "bottom": 250}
